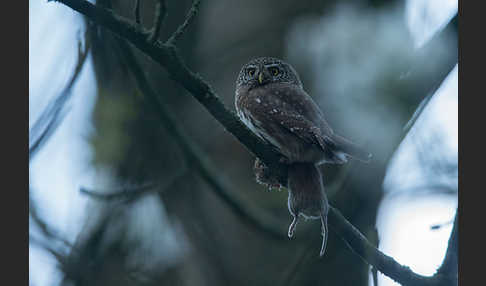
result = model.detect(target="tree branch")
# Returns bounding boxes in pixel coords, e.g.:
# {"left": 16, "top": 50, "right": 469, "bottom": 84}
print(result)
{"left": 115, "top": 36, "right": 286, "bottom": 239}
{"left": 133, "top": 0, "right": 141, "bottom": 24}
{"left": 148, "top": 0, "right": 167, "bottom": 43}
{"left": 52, "top": 0, "right": 288, "bottom": 185}
{"left": 166, "top": 0, "right": 200, "bottom": 45}
{"left": 328, "top": 207, "right": 436, "bottom": 286}
{"left": 51, "top": 1, "right": 457, "bottom": 285}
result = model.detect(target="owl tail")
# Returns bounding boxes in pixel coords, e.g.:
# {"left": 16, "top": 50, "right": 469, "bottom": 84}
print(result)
{"left": 330, "top": 134, "right": 372, "bottom": 163}
{"left": 287, "top": 163, "right": 329, "bottom": 257}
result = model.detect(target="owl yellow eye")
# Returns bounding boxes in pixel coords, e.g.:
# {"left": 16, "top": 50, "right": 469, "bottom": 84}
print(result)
{"left": 248, "top": 68, "right": 256, "bottom": 77}
{"left": 270, "top": 67, "right": 279, "bottom": 76}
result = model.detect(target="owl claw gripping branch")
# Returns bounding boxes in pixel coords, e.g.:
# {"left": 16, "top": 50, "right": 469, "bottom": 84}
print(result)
{"left": 235, "top": 57, "right": 371, "bottom": 257}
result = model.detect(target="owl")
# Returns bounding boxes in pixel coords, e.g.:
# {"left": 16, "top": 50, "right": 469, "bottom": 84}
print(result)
{"left": 235, "top": 57, "right": 371, "bottom": 257}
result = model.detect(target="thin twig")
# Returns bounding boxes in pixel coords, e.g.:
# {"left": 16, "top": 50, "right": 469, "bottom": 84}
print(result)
{"left": 166, "top": 0, "right": 200, "bottom": 45}
{"left": 148, "top": 0, "right": 167, "bottom": 43}
{"left": 134, "top": 0, "right": 141, "bottom": 24}
{"left": 29, "top": 107, "right": 70, "bottom": 160}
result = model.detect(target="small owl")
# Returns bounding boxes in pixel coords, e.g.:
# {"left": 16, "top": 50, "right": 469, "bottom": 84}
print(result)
{"left": 235, "top": 57, "right": 371, "bottom": 257}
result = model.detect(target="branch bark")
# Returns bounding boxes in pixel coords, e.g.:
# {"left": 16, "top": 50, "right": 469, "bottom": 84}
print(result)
{"left": 329, "top": 207, "right": 436, "bottom": 286}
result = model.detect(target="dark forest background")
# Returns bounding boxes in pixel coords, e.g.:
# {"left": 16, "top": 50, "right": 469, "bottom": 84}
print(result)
{"left": 29, "top": 0, "right": 458, "bottom": 285}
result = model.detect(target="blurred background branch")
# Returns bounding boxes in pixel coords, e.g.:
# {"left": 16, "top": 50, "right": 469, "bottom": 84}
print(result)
{"left": 29, "top": 35, "right": 91, "bottom": 160}
{"left": 434, "top": 210, "right": 458, "bottom": 284}
{"left": 80, "top": 181, "right": 162, "bottom": 202}
{"left": 29, "top": 31, "right": 91, "bottom": 277}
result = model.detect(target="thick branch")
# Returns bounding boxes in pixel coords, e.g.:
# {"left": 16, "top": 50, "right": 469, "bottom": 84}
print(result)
{"left": 329, "top": 207, "right": 437, "bottom": 286}
{"left": 53, "top": 0, "right": 287, "bottom": 184}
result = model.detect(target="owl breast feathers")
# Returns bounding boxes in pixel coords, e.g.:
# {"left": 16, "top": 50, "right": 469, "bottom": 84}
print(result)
{"left": 235, "top": 58, "right": 371, "bottom": 164}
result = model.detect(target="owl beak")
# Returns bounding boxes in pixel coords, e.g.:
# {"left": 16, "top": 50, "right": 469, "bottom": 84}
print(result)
{"left": 258, "top": 72, "right": 264, "bottom": 84}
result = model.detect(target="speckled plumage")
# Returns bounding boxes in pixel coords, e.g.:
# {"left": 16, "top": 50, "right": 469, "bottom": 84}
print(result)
{"left": 236, "top": 57, "right": 370, "bottom": 164}
{"left": 235, "top": 57, "right": 371, "bottom": 257}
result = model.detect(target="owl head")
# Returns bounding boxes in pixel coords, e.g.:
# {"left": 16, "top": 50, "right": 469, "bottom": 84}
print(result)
{"left": 236, "top": 57, "right": 303, "bottom": 90}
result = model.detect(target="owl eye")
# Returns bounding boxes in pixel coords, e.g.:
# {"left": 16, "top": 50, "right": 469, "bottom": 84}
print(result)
{"left": 247, "top": 68, "right": 256, "bottom": 77}
{"left": 269, "top": 67, "right": 279, "bottom": 76}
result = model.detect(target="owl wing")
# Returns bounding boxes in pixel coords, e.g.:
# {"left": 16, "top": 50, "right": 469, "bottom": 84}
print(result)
{"left": 268, "top": 85, "right": 371, "bottom": 162}
{"left": 262, "top": 105, "right": 331, "bottom": 152}
{"left": 265, "top": 84, "right": 334, "bottom": 136}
